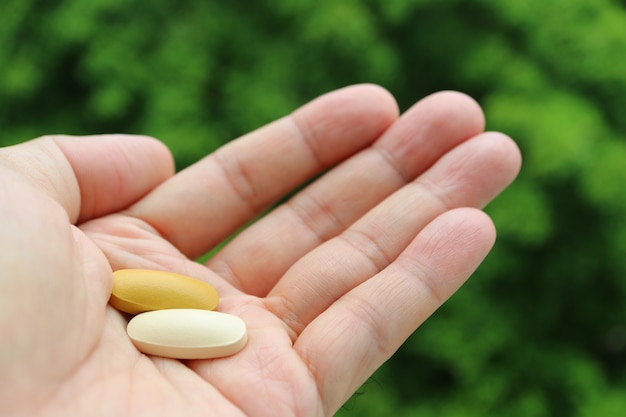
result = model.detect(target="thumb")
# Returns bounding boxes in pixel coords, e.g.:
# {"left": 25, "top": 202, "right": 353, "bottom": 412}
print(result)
{"left": 0, "top": 134, "right": 173, "bottom": 411}
{"left": 0, "top": 134, "right": 174, "bottom": 223}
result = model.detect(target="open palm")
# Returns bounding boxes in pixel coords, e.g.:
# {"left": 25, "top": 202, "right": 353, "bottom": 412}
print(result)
{"left": 0, "top": 85, "right": 520, "bottom": 417}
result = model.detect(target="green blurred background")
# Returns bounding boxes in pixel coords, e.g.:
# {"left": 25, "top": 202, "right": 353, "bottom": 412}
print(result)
{"left": 3, "top": 0, "right": 626, "bottom": 415}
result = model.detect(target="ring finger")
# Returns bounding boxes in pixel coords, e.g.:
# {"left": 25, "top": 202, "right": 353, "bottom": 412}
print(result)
{"left": 264, "top": 131, "right": 520, "bottom": 338}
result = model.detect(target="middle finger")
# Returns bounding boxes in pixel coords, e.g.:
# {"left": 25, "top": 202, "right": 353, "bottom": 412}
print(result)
{"left": 207, "top": 91, "right": 486, "bottom": 295}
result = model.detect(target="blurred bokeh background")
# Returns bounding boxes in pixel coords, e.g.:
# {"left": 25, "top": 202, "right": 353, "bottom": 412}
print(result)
{"left": 3, "top": 0, "right": 626, "bottom": 415}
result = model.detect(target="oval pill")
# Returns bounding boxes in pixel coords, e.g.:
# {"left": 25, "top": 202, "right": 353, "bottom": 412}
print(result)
{"left": 109, "top": 269, "right": 219, "bottom": 314}
{"left": 127, "top": 309, "right": 247, "bottom": 359}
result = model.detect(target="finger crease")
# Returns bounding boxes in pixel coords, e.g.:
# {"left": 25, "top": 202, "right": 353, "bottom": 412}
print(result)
{"left": 414, "top": 176, "right": 454, "bottom": 213}
{"left": 339, "top": 228, "right": 392, "bottom": 274}
{"left": 343, "top": 294, "right": 393, "bottom": 361}
{"left": 288, "top": 114, "right": 327, "bottom": 169}
{"left": 286, "top": 192, "right": 346, "bottom": 244}
{"left": 212, "top": 150, "right": 262, "bottom": 215}
{"left": 264, "top": 294, "right": 303, "bottom": 342}
{"left": 373, "top": 144, "right": 412, "bottom": 184}
{"left": 397, "top": 255, "right": 446, "bottom": 306}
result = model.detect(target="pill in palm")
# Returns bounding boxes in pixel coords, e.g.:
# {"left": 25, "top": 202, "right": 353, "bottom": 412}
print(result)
{"left": 109, "top": 269, "right": 219, "bottom": 314}
{"left": 127, "top": 309, "right": 248, "bottom": 359}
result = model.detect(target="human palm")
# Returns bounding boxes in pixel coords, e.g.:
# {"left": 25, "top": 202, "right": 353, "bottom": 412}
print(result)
{"left": 0, "top": 85, "right": 520, "bottom": 417}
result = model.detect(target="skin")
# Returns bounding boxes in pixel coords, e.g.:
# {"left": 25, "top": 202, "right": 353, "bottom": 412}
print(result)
{"left": 0, "top": 85, "right": 521, "bottom": 417}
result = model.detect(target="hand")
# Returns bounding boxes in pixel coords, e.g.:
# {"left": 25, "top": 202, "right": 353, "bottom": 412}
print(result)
{"left": 0, "top": 85, "right": 520, "bottom": 417}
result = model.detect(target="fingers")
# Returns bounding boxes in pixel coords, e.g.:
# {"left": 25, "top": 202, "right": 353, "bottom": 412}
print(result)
{"left": 295, "top": 208, "right": 497, "bottom": 413}
{"left": 208, "top": 91, "right": 486, "bottom": 295}
{"left": 0, "top": 135, "right": 174, "bottom": 223}
{"left": 128, "top": 84, "right": 399, "bottom": 259}
{"left": 265, "top": 132, "right": 521, "bottom": 337}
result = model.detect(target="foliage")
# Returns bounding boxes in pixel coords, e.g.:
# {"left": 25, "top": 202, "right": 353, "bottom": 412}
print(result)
{"left": 2, "top": 0, "right": 626, "bottom": 415}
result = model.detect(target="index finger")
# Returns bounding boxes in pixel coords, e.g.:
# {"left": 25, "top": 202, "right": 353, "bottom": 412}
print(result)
{"left": 128, "top": 84, "right": 399, "bottom": 259}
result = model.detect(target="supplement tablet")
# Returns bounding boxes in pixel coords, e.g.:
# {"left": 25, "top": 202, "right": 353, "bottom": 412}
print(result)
{"left": 109, "top": 269, "right": 219, "bottom": 314}
{"left": 127, "top": 309, "right": 248, "bottom": 359}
